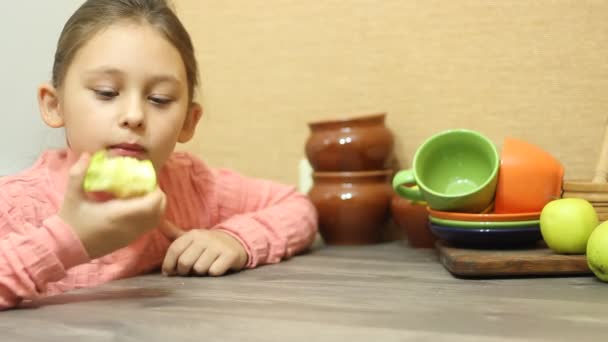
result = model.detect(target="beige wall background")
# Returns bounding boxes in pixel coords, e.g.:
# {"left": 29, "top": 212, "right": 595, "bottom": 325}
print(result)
{"left": 174, "top": 0, "right": 608, "bottom": 186}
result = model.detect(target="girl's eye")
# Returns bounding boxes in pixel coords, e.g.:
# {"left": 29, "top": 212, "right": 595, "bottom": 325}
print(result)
{"left": 94, "top": 89, "right": 118, "bottom": 100}
{"left": 148, "top": 96, "right": 173, "bottom": 106}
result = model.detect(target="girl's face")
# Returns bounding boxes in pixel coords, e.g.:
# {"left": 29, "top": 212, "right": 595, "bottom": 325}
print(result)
{"left": 39, "top": 22, "right": 201, "bottom": 172}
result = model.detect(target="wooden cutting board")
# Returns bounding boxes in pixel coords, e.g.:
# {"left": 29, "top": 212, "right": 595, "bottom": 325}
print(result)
{"left": 437, "top": 241, "right": 592, "bottom": 277}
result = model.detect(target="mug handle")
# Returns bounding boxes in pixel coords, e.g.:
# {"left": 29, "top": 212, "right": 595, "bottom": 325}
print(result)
{"left": 392, "top": 170, "right": 425, "bottom": 202}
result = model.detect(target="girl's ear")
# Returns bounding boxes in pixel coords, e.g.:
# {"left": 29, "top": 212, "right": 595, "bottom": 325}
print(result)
{"left": 38, "top": 83, "right": 64, "bottom": 128}
{"left": 178, "top": 102, "right": 203, "bottom": 143}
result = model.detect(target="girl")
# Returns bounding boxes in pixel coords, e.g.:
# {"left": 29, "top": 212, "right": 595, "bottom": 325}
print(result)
{"left": 0, "top": 0, "right": 317, "bottom": 310}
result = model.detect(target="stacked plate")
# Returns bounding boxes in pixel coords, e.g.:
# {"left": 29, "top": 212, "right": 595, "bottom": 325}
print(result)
{"left": 427, "top": 208, "right": 542, "bottom": 248}
{"left": 562, "top": 181, "right": 608, "bottom": 221}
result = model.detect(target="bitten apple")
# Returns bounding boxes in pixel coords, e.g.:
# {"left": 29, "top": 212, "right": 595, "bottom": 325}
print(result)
{"left": 83, "top": 150, "right": 157, "bottom": 198}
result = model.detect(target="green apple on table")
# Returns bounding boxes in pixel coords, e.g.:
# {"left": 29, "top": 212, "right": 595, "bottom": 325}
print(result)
{"left": 586, "top": 220, "right": 608, "bottom": 282}
{"left": 539, "top": 198, "right": 598, "bottom": 254}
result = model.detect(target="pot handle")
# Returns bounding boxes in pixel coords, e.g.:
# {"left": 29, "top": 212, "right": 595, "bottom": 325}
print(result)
{"left": 392, "top": 170, "right": 424, "bottom": 202}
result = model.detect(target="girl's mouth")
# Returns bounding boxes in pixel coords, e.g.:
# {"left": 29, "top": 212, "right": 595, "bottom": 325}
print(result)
{"left": 108, "top": 143, "right": 147, "bottom": 159}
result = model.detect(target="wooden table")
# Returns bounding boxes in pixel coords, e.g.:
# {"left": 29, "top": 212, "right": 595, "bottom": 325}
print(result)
{"left": 2, "top": 240, "right": 608, "bottom": 341}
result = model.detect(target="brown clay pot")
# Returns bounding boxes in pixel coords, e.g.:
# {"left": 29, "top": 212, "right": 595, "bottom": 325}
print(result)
{"left": 305, "top": 112, "right": 394, "bottom": 171}
{"left": 308, "top": 170, "right": 393, "bottom": 245}
{"left": 391, "top": 194, "right": 436, "bottom": 248}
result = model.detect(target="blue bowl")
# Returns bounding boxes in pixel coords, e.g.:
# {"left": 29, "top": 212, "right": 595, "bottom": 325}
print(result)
{"left": 429, "top": 223, "right": 542, "bottom": 248}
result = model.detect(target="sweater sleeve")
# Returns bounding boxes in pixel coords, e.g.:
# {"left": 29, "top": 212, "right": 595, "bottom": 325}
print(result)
{"left": 0, "top": 207, "right": 90, "bottom": 310}
{"left": 207, "top": 167, "right": 318, "bottom": 268}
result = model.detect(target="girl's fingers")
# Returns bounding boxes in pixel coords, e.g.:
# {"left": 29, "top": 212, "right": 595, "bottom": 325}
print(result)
{"left": 162, "top": 235, "right": 193, "bottom": 275}
{"left": 104, "top": 188, "right": 166, "bottom": 217}
{"left": 192, "top": 249, "right": 220, "bottom": 276}
{"left": 66, "top": 152, "right": 91, "bottom": 198}
{"left": 175, "top": 243, "right": 207, "bottom": 276}
{"left": 208, "top": 253, "right": 236, "bottom": 276}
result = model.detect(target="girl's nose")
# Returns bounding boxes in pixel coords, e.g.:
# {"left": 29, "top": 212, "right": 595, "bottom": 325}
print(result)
{"left": 120, "top": 102, "right": 145, "bottom": 129}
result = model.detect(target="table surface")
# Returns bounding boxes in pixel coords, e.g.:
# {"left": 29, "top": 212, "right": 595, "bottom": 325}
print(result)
{"left": 2, "top": 240, "right": 608, "bottom": 342}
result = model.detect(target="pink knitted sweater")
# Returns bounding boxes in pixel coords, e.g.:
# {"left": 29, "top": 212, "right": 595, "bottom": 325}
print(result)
{"left": 0, "top": 149, "right": 317, "bottom": 309}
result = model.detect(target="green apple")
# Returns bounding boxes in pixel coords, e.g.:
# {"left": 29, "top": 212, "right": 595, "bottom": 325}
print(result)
{"left": 83, "top": 150, "right": 157, "bottom": 198}
{"left": 540, "top": 198, "right": 598, "bottom": 254}
{"left": 586, "top": 220, "right": 608, "bottom": 282}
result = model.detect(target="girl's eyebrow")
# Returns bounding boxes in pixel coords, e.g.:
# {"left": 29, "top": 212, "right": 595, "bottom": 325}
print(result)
{"left": 148, "top": 74, "right": 181, "bottom": 86}
{"left": 84, "top": 67, "right": 123, "bottom": 77}
{"left": 84, "top": 67, "right": 181, "bottom": 85}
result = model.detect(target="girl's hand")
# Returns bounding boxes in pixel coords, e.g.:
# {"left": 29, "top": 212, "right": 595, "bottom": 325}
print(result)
{"left": 160, "top": 221, "right": 248, "bottom": 276}
{"left": 59, "top": 153, "right": 167, "bottom": 259}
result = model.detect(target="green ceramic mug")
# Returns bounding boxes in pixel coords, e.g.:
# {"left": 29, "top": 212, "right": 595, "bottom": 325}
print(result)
{"left": 392, "top": 129, "right": 499, "bottom": 213}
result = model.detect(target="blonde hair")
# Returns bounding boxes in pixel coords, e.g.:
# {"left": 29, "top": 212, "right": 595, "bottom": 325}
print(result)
{"left": 52, "top": 0, "right": 199, "bottom": 101}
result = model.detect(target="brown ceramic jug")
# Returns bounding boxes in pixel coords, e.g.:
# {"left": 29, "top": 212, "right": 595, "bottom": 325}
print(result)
{"left": 390, "top": 194, "right": 436, "bottom": 248}
{"left": 305, "top": 113, "right": 394, "bottom": 171}
{"left": 308, "top": 170, "right": 393, "bottom": 245}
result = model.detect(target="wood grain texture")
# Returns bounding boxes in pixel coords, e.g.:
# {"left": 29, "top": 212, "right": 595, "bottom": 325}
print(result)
{"left": 593, "top": 206, "right": 608, "bottom": 214}
{"left": 437, "top": 241, "right": 591, "bottom": 277}
{"left": 171, "top": 1, "right": 608, "bottom": 186}
{"left": 562, "top": 191, "right": 608, "bottom": 202}
{"left": 563, "top": 181, "right": 608, "bottom": 192}
{"left": 3, "top": 242, "right": 608, "bottom": 341}
{"left": 592, "top": 118, "right": 608, "bottom": 183}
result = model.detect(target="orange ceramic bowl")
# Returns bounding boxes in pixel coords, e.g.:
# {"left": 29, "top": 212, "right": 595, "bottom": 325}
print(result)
{"left": 494, "top": 138, "right": 564, "bottom": 214}
{"left": 427, "top": 207, "right": 541, "bottom": 222}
